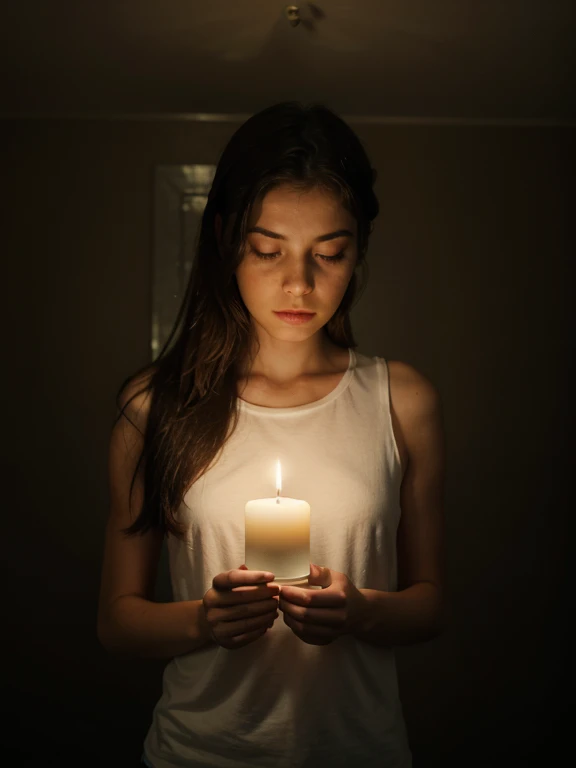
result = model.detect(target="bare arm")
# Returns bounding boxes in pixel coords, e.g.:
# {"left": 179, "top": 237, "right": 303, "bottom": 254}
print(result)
{"left": 354, "top": 583, "right": 443, "bottom": 647}
{"left": 101, "top": 594, "right": 212, "bottom": 659}
{"left": 354, "top": 363, "right": 447, "bottom": 647}
{"left": 97, "top": 374, "right": 214, "bottom": 659}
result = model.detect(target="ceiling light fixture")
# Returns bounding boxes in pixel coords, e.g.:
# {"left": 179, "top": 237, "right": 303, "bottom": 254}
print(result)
{"left": 284, "top": 5, "right": 301, "bottom": 28}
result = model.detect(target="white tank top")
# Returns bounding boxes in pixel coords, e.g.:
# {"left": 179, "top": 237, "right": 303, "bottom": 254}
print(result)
{"left": 144, "top": 348, "right": 412, "bottom": 768}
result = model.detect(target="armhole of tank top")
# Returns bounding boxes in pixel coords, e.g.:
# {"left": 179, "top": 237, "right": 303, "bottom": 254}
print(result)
{"left": 377, "top": 356, "right": 402, "bottom": 473}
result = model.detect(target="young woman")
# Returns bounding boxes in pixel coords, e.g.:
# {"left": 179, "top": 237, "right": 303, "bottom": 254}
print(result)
{"left": 97, "top": 101, "right": 446, "bottom": 768}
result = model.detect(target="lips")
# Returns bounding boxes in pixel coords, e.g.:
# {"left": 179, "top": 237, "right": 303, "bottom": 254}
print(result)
{"left": 276, "top": 310, "right": 315, "bottom": 315}
{"left": 274, "top": 310, "right": 316, "bottom": 324}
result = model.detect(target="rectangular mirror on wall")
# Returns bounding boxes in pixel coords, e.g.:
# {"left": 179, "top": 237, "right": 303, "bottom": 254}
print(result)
{"left": 152, "top": 164, "right": 216, "bottom": 362}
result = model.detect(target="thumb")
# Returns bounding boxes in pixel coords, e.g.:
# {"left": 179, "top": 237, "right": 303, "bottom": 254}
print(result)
{"left": 307, "top": 562, "right": 331, "bottom": 588}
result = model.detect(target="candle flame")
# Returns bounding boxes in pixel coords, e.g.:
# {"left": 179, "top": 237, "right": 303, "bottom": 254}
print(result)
{"left": 276, "top": 458, "right": 282, "bottom": 495}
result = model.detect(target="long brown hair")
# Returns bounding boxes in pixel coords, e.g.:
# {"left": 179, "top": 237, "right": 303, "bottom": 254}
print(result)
{"left": 118, "top": 101, "right": 379, "bottom": 540}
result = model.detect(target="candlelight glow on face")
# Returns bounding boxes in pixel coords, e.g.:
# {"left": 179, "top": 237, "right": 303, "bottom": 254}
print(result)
{"left": 244, "top": 458, "right": 311, "bottom": 585}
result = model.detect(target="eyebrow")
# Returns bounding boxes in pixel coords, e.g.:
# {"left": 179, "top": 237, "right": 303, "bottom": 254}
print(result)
{"left": 247, "top": 226, "right": 354, "bottom": 243}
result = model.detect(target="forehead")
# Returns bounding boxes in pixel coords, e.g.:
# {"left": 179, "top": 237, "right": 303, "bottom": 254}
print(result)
{"left": 248, "top": 185, "right": 353, "bottom": 226}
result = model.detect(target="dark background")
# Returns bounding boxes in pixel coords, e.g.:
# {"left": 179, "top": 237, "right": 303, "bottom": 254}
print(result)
{"left": 2, "top": 2, "right": 573, "bottom": 767}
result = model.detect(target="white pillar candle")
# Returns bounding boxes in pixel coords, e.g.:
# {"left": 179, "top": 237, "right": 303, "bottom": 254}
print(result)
{"left": 244, "top": 459, "right": 311, "bottom": 585}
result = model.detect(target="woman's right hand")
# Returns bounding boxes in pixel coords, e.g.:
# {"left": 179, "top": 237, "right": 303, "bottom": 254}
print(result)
{"left": 202, "top": 564, "right": 280, "bottom": 650}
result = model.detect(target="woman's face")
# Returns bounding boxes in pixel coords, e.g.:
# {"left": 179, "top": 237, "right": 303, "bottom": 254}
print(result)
{"left": 233, "top": 185, "right": 358, "bottom": 340}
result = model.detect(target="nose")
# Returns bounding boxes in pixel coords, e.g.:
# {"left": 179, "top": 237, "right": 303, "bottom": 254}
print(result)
{"left": 282, "top": 259, "right": 316, "bottom": 295}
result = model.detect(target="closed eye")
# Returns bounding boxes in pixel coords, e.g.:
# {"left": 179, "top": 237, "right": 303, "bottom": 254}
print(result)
{"left": 250, "top": 247, "right": 346, "bottom": 263}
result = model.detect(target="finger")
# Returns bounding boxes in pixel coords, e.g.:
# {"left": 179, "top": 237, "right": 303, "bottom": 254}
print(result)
{"left": 280, "top": 586, "right": 345, "bottom": 608}
{"left": 283, "top": 612, "right": 337, "bottom": 644}
{"left": 218, "top": 609, "right": 278, "bottom": 639}
{"left": 227, "top": 627, "right": 268, "bottom": 649}
{"left": 212, "top": 598, "right": 279, "bottom": 623}
{"left": 212, "top": 569, "right": 275, "bottom": 591}
{"left": 208, "top": 583, "right": 280, "bottom": 607}
{"left": 280, "top": 602, "right": 346, "bottom": 628}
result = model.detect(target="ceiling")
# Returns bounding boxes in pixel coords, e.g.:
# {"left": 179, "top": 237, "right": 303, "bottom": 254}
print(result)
{"left": 2, "top": 0, "right": 574, "bottom": 121}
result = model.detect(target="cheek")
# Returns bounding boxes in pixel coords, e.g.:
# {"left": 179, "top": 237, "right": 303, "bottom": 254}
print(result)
{"left": 235, "top": 270, "right": 266, "bottom": 303}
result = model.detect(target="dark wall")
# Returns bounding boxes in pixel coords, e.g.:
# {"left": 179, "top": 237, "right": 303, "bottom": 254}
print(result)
{"left": 2, "top": 118, "right": 571, "bottom": 767}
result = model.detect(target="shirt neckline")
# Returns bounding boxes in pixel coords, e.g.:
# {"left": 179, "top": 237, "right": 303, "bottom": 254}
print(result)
{"left": 238, "top": 347, "right": 356, "bottom": 416}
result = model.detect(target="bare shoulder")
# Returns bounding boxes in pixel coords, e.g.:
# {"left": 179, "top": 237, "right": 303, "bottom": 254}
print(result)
{"left": 116, "top": 367, "right": 157, "bottom": 435}
{"left": 386, "top": 360, "right": 443, "bottom": 474}
{"left": 387, "top": 360, "right": 442, "bottom": 416}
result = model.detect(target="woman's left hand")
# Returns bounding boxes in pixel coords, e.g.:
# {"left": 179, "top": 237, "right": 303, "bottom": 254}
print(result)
{"left": 278, "top": 563, "right": 369, "bottom": 646}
